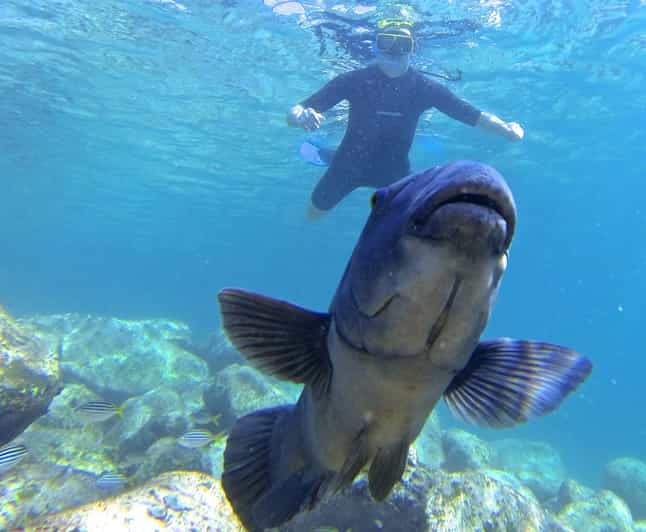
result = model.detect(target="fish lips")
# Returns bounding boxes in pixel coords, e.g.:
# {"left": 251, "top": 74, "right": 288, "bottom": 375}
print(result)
{"left": 407, "top": 183, "right": 516, "bottom": 255}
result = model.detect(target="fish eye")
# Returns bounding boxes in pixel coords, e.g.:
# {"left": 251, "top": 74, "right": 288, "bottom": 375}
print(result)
{"left": 370, "top": 189, "right": 387, "bottom": 209}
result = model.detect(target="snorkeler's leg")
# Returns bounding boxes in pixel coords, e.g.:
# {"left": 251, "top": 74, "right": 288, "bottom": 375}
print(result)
{"left": 300, "top": 139, "right": 337, "bottom": 167}
{"left": 317, "top": 146, "right": 336, "bottom": 165}
{"left": 306, "top": 166, "right": 356, "bottom": 221}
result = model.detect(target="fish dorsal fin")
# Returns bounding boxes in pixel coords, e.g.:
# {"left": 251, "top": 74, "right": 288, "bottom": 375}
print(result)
{"left": 443, "top": 338, "right": 592, "bottom": 428}
{"left": 368, "top": 439, "right": 410, "bottom": 501}
{"left": 218, "top": 288, "right": 333, "bottom": 398}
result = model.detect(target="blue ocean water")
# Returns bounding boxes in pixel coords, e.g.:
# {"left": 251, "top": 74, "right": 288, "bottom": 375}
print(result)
{"left": 0, "top": 0, "right": 643, "bottom": 495}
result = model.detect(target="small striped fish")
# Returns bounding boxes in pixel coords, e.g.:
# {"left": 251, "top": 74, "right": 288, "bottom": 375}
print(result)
{"left": 96, "top": 472, "right": 128, "bottom": 489}
{"left": 177, "top": 429, "right": 227, "bottom": 449}
{"left": 77, "top": 400, "right": 125, "bottom": 422}
{"left": 0, "top": 444, "right": 29, "bottom": 475}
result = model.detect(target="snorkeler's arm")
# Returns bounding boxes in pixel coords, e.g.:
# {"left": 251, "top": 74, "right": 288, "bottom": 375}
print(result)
{"left": 475, "top": 112, "right": 524, "bottom": 142}
{"left": 286, "top": 71, "right": 356, "bottom": 131}
{"left": 419, "top": 76, "right": 523, "bottom": 142}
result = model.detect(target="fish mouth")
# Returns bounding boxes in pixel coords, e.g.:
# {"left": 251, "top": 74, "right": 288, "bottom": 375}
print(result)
{"left": 408, "top": 182, "right": 516, "bottom": 253}
{"left": 436, "top": 193, "right": 505, "bottom": 218}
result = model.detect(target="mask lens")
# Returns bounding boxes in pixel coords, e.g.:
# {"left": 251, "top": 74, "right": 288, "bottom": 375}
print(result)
{"left": 376, "top": 33, "right": 412, "bottom": 54}
{"left": 376, "top": 34, "right": 396, "bottom": 52}
{"left": 397, "top": 37, "right": 413, "bottom": 54}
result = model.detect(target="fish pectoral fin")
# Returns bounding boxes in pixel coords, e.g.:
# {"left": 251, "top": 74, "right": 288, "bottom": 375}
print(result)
{"left": 443, "top": 338, "right": 592, "bottom": 428}
{"left": 218, "top": 288, "right": 333, "bottom": 397}
{"left": 368, "top": 439, "right": 410, "bottom": 501}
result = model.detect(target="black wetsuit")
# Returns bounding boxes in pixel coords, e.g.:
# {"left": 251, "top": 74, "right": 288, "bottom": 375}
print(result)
{"left": 301, "top": 64, "right": 482, "bottom": 210}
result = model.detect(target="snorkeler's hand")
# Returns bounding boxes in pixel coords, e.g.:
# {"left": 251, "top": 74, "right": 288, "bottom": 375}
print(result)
{"left": 290, "top": 106, "right": 325, "bottom": 131}
{"left": 504, "top": 121, "right": 524, "bottom": 142}
{"left": 476, "top": 112, "right": 524, "bottom": 142}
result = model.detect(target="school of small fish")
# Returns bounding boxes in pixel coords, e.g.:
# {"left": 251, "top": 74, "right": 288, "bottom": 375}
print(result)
{"left": 1, "top": 398, "right": 226, "bottom": 491}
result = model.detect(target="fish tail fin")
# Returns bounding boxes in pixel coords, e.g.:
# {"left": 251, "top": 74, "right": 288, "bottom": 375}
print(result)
{"left": 222, "top": 406, "right": 324, "bottom": 531}
{"left": 444, "top": 338, "right": 592, "bottom": 427}
{"left": 211, "top": 430, "right": 227, "bottom": 444}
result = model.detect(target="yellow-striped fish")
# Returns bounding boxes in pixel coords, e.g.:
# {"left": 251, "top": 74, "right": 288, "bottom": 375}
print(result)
{"left": 96, "top": 472, "right": 128, "bottom": 489}
{"left": 77, "top": 400, "right": 125, "bottom": 422}
{"left": 0, "top": 444, "right": 29, "bottom": 475}
{"left": 177, "top": 429, "right": 227, "bottom": 448}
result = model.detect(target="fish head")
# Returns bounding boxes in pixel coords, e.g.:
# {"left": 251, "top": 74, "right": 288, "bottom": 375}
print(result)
{"left": 332, "top": 160, "right": 516, "bottom": 362}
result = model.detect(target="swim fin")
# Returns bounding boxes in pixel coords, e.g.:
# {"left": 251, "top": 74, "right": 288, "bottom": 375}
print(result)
{"left": 299, "top": 139, "right": 336, "bottom": 166}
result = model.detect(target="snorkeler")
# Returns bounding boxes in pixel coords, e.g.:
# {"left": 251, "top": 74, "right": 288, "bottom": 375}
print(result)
{"left": 287, "top": 20, "right": 524, "bottom": 219}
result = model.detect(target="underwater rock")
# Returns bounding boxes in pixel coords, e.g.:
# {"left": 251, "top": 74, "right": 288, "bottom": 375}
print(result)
{"left": 282, "top": 450, "right": 435, "bottom": 532}
{"left": 556, "top": 478, "right": 596, "bottom": 511}
{"left": 33, "top": 382, "right": 101, "bottom": 430}
{"left": 22, "top": 471, "right": 243, "bottom": 531}
{"left": 171, "top": 329, "right": 243, "bottom": 374}
{"left": 492, "top": 438, "right": 566, "bottom": 501}
{"left": 8, "top": 443, "right": 563, "bottom": 531}
{"left": 204, "top": 441, "right": 226, "bottom": 478}
{"left": 203, "top": 363, "right": 299, "bottom": 428}
{"left": 557, "top": 489, "right": 634, "bottom": 531}
{"left": 0, "top": 415, "right": 119, "bottom": 530}
{"left": 0, "top": 306, "right": 63, "bottom": 446}
{"left": 0, "top": 461, "right": 102, "bottom": 531}
{"left": 425, "top": 468, "right": 566, "bottom": 531}
{"left": 25, "top": 313, "right": 209, "bottom": 397}
{"left": 441, "top": 428, "right": 494, "bottom": 472}
{"left": 413, "top": 410, "right": 443, "bottom": 469}
{"left": 603, "top": 456, "right": 646, "bottom": 520}
{"left": 102, "top": 387, "right": 190, "bottom": 459}
{"left": 132, "top": 436, "right": 213, "bottom": 483}
{"left": 282, "top": 459, "right": 564, "bottom": 531}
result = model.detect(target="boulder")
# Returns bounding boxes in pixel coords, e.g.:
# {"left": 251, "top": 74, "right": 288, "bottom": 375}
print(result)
{"left": 132, "top": 436, "right": 213, "bottom": 483}
{"left": 425, "top": 468, "right": 566, "bottom": 531}
{"left": 441, "top": 428, "right": 494, "bottom": 472}
{"left": 414, "top": 410, "right": 443, "bottom": 469}
{"left": 603, "top": 457, "right": 646, "bottom": 520}
{"left": 556, "top": 478, "right": 595, "bottom": 511}
{"left": 102, "top": 387, "right": 190, "bottom": 459}
{"left": 171, "top": 329, "right": 242, "bottom": 374}
{"left": 22, "top": 471, "right": 243, "bottom": 531}
{"left": 558, "top": 489, "right": 634, "bottom": 531}
{"left": 1, "top": 418, "right": 119, "bottom": 530}
{"left": 204, "top": 363, "right": 299, "bottom": 429}
{"left": 283, "top": 458, "right": 563, "bottom": 531}
{"left": 492, "top": 438, "right": 566, "bottom": 501}
{"left": 25, "top": 313, "right": 209, "bottom": 398}
{"left": 0, "top": 306, "right": 62, "bottom": 446}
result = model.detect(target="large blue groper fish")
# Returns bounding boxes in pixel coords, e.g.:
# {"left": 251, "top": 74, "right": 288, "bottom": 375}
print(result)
{"left": 218, "top": 161, "right": 592, "bottom": 531}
